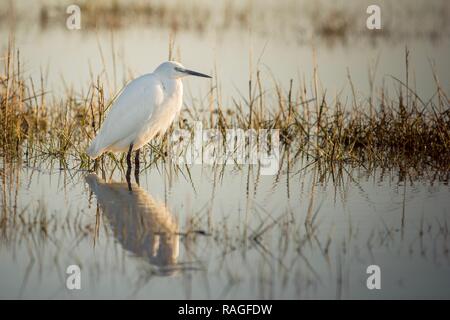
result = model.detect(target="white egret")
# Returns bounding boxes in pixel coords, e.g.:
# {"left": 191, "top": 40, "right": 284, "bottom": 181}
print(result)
{"left": 86, "top": 61, "right": 211, "bottom": 171}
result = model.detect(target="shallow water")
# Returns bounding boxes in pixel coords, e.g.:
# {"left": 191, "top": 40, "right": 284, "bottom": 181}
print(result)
{"left": 1, "top": 159, "right": 449, "bottom": 299}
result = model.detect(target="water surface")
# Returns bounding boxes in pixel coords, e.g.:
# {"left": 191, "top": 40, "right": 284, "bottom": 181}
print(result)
{"left": 1, "top": 159, "right": 449, "bottom": 299}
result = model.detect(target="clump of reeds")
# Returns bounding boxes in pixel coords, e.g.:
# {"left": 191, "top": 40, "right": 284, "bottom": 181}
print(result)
{"left": 1, "top": 43, "right": 29, "bottom": 161}
{"left": 313, "top": 8, "right": 355, "bottom": 39}
{"left": 37, "top": 0, "right": 213, "bottom": 32}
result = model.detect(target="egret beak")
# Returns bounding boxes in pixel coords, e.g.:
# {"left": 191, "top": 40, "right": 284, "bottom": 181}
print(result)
{"left": 177, "top": 67, "right": 211, "bottom": 78}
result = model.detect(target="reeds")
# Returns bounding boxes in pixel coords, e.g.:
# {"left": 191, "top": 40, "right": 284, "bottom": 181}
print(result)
{"left": 0, "top": 44, "right": 449, "bottom": 177}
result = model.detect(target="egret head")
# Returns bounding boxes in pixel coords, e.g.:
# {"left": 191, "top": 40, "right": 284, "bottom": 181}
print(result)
{"left": 154, "top": 61, "right": 211, "bottom": 80}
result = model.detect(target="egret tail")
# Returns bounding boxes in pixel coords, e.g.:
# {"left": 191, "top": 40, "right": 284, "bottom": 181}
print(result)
{"left": 86, "top": 138, "right": 104, "bottom": 159}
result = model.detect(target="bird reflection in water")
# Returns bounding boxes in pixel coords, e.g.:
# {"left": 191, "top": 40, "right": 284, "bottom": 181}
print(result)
{"left": 85, "top": 173, "right": 180, "bottom": 276}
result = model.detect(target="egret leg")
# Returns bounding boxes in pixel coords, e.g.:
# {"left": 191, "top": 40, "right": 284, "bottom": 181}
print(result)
{"left": 126, "top": 144, "right": 133, "bottom": 191}
{"left": 125, "top": 171, "right": 132, "bottom": 191}
{"left": 126, "top": 144, "right": 133, "bottom": 169}
{"left": 134, "top": 149, "right": 140, "bottom": 185}
{"left": 92, "top": 158, "right": 98, "bottom": 172}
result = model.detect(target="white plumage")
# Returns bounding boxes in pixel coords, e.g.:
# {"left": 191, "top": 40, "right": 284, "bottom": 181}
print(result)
{"left": 86, "top": 61, "right": 210, "bottom": 159}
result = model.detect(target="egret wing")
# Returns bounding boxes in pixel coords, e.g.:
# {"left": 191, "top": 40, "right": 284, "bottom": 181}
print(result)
{"left": 95, "top": 74, "right": 164, "bottom": 150}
